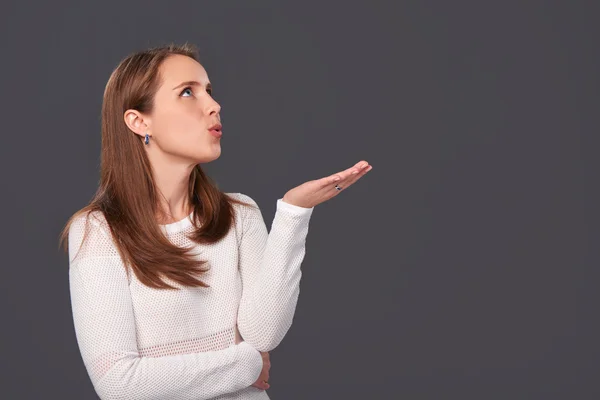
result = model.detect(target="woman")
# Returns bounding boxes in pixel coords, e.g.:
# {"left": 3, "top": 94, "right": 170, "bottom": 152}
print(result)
{"left": 59, "top": 43, "right": 372, "bottom": 399}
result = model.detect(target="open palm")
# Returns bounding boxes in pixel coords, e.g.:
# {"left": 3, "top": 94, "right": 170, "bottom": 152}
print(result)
{"left": 282, "top": 160, "right": 372, "bottom": 208}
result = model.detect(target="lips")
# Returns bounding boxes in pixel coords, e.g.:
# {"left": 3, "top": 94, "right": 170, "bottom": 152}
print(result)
{"left": 208, "top": 123, "right": 222, "bottom": 138}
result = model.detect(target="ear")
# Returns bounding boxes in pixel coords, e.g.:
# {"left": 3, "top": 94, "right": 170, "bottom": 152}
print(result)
{"left": 124, "top": 109, "right": 151, "bottom": 139}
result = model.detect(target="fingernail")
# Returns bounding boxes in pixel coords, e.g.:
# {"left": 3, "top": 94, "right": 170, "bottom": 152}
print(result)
{"left": 352, "top": 170, "right": 359, "bottom": 175}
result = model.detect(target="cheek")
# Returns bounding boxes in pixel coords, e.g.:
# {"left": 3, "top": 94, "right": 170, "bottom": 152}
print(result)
{"left": 156, "top": 108, "right": 204, "bottom": 139}
{"left": 153, "top": 108, "right": 209, "bottom": 154}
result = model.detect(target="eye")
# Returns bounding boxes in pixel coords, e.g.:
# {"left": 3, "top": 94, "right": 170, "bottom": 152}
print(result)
{"left": 180, "top": 86, "right": 193, "bottom": 97}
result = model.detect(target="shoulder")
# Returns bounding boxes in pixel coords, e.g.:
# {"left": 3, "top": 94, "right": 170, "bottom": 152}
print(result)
{"left": 225, "top": 192, "right": 264, "bottom": 223}
{"left": 68, "top": 210, "right": 117, "bottom": 264}
{"left": 225, "top": 192, "right": 257, "bottom": 206}
{"left": 225, "top": 192, "right": 261, "bottom": 212}
{"left": 69, "top": 210, "right": 110, "bottom": 240}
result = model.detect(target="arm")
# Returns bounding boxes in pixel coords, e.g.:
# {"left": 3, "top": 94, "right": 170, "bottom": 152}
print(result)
{"left": 68, "top": 214, "right": 263, "bottom": 400}
{"left": 236, "top": 195, "right": 314, "bottom": 352}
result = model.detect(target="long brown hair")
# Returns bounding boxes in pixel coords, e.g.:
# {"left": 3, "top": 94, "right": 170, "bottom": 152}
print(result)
{"left": 59, "top": 42, "right": 253, "bottom": 290}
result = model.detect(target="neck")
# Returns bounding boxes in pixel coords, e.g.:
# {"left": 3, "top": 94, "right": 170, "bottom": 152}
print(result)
{"left": 148, "top": 151, "right": 197, "bottom": 224}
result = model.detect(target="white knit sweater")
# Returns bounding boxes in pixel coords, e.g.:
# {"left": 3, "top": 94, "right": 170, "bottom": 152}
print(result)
{"left": 68, "top": 193, "right": 314, "bottom": 399}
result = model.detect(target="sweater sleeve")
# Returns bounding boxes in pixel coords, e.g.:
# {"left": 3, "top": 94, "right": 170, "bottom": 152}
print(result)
{"left": 235, "top": 195, "right": 314, "bottom": 351}
{"left": 67, "top": 213, "right": 264, "bottom": 400}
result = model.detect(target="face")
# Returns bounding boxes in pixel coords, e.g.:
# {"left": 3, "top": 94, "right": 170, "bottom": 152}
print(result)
{"left": 141, "top": 54, "right": 222, "bottom": 163}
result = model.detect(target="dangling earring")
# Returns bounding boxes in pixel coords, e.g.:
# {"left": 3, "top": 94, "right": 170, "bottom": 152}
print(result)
{"left": 144, "top": 133, "right": 150, "bottom": 145}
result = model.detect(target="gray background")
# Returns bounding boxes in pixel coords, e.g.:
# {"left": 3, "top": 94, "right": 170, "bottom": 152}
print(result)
{"left": 0, "top": 1, "right": 597, "bottom": 399}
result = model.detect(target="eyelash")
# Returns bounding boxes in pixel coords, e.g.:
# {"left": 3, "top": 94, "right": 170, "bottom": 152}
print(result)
{"left": 180, "top": 86, "right": 212, "bottom": 97}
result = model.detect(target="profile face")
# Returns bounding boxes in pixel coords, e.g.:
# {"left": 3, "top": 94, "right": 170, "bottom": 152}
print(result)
{"left": 149, "top": 54, "right": 223, "bottom": 163}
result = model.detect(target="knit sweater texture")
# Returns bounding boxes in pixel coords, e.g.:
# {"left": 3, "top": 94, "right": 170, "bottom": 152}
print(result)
{"left": 68, "top": 193, "right": 314, "bottom": 399}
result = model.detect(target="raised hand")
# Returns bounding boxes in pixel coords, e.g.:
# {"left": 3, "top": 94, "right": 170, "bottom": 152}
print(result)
{"left": 282, "top": 160, "right": 372, "bottom": 208}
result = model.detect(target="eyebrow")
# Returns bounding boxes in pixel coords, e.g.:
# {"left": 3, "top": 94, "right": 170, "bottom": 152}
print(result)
{"left": 172, "top": 80, "right": 212, "bottom": 90}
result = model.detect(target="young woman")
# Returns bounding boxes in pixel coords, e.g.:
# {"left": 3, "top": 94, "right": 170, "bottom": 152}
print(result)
{"left": 60, "top": 43, "right": 372, "bottom": 400}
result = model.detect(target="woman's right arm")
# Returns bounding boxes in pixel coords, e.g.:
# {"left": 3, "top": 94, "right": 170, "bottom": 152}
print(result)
{"left": 68, "top": 214, "right": 263, "bottom": 400}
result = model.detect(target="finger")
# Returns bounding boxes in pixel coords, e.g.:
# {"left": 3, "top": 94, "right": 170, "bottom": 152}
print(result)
{"left": 345, "top": 164, "right": 372, "bottom": 186}
{"left": 329, "top": 164, "right": 372, "bottom": 193}
{"left": 337, "top": 161, "right": 367, "bottom": 178}
{"left": 259, "top": 380, "right": 270, "bottom": 389}
{"left": 352, "top": 160, "right": 367, "bottom": 169}
{"left": 327, "top": 161, "right": 369, "bottom": 185}
{"left": 346, "top": 161, "right": 370, "bottom": 179}
{"left": 261, "top": 375, "right": 271, "bottom": 389}
{"left": 252, "top": 374, "right": 270, "bottom": 390}
{"left": 252, "top": 383, "right": 269, "bottom": 390}
{"left": 338, "top": 162, "right": 371, "bottom": 185}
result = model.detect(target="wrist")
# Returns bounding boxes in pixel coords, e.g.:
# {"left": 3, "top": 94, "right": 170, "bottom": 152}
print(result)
{"left": 282, "top": 196, "right": 309, "bottom": 208}
{"left": 282, "top": 195, "right": 293, "bottom": 205}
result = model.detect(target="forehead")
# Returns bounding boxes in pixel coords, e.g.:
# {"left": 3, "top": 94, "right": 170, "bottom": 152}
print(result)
{"left": 158, "top": 54, "right": 209, "bottom": 87}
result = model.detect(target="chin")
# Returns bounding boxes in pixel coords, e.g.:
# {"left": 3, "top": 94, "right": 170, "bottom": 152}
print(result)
{"left": 199, "top": 150, "right": 221, "bottom": 163}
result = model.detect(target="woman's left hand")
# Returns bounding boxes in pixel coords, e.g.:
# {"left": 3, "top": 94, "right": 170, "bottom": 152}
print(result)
{"left": 282, "top": 160, "right": 372, "bottom": 208}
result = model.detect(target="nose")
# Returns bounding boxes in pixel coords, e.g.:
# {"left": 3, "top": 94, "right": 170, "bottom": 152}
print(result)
{"left": 206, "top": 96, "right": 221, "bottom": 117}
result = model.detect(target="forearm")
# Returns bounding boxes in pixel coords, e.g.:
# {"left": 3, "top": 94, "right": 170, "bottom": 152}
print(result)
{"left": 237, "top": 198, "right": 313, "bottom": 351}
